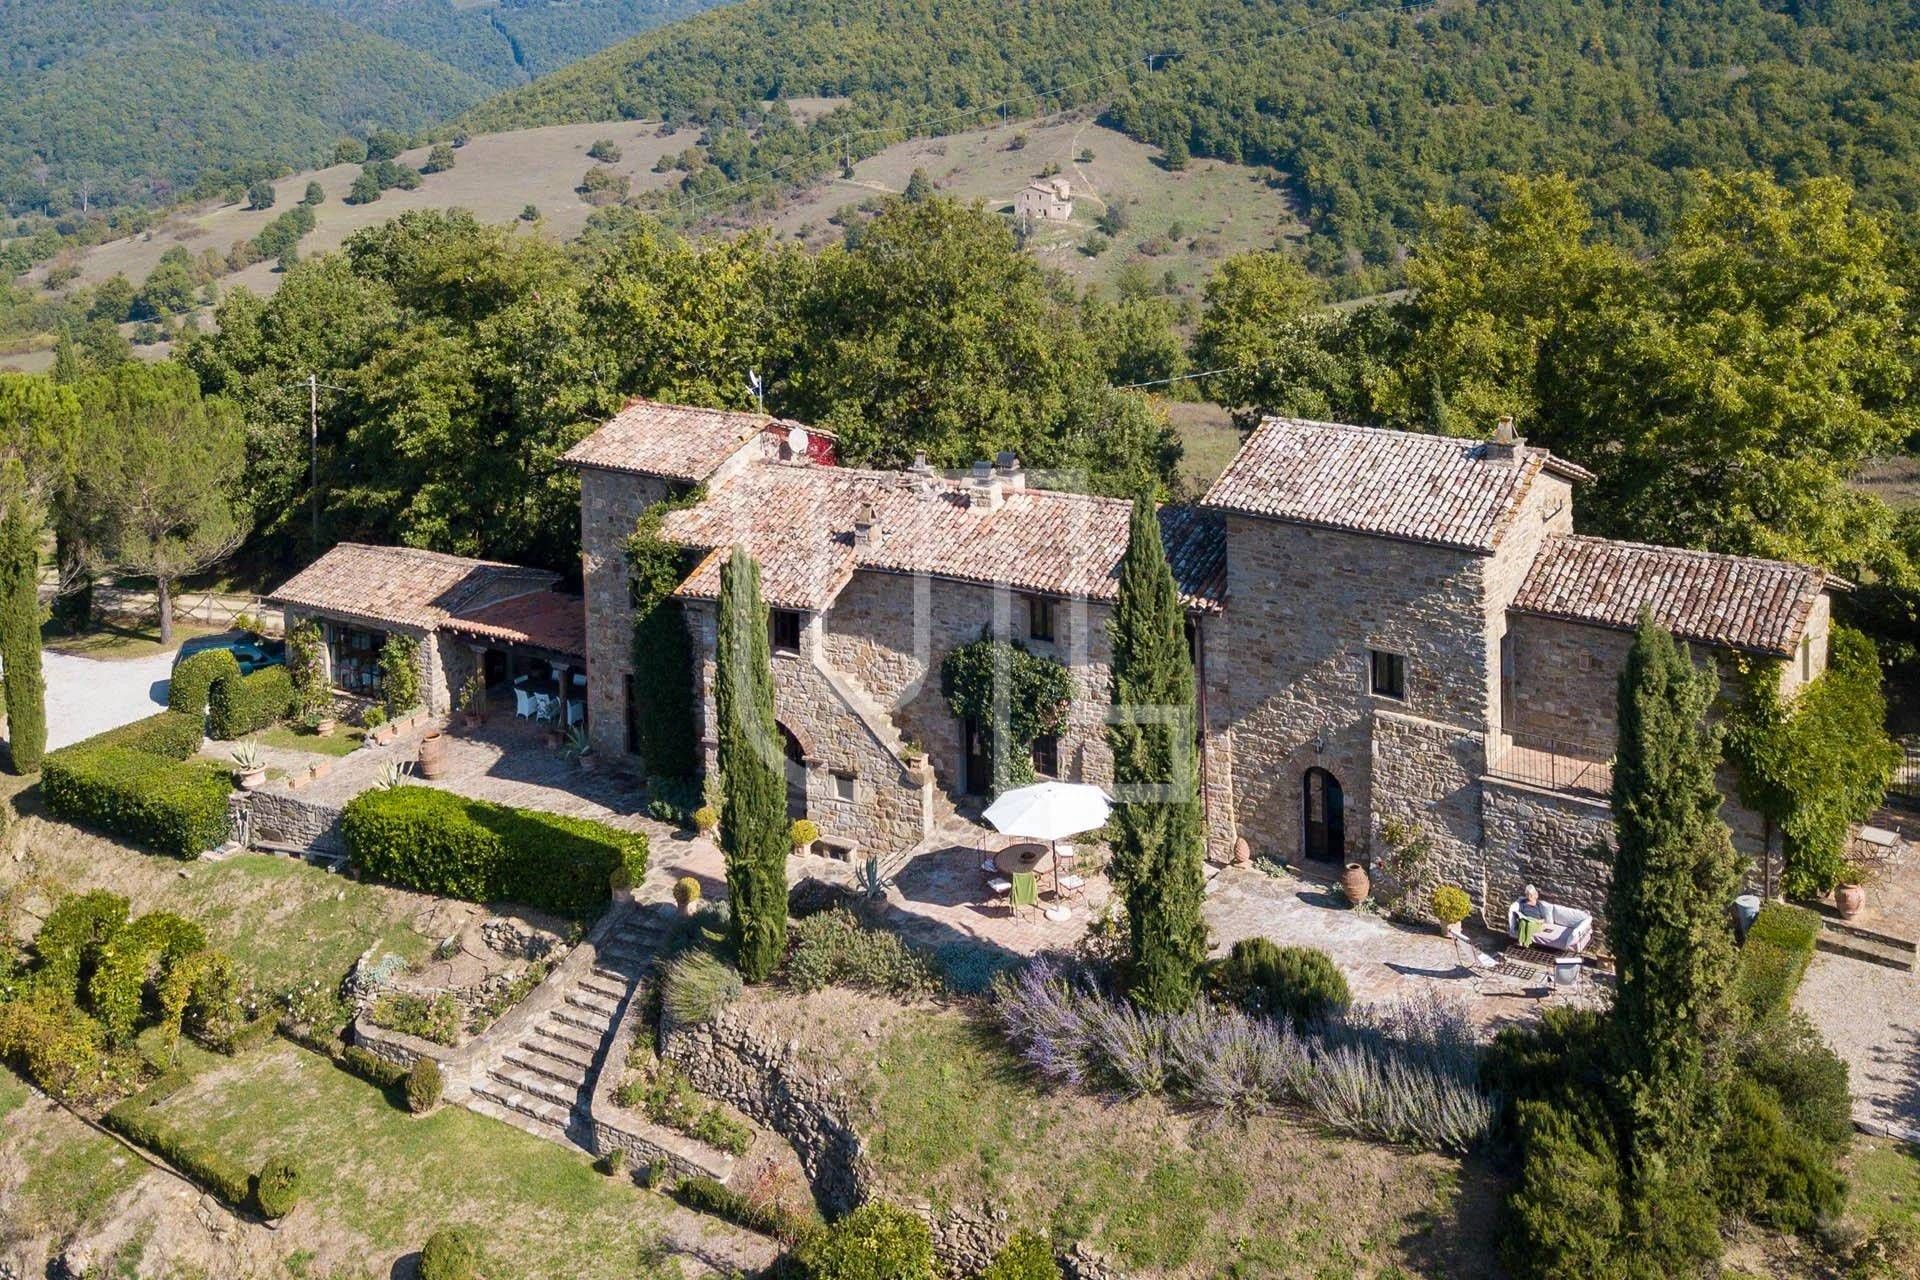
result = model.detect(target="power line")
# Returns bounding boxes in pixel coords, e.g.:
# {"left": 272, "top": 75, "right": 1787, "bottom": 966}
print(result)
{"left": 1113, "top": 365, "right": 1242, "bottom": 392}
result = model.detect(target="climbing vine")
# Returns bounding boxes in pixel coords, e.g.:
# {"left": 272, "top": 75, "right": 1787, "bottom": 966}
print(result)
{"left": 626, "top": 487, "right": 705, "bottom": 782}
{"left": 1723, "top": 625, "right": 1901, "bottom": 898}
{"left": 286, "top": 619, "right": 329, "bottom": 723}
{"left": 380, "top": 632, "right": 421, "bottom": 716}
{"left": 940, "top": 631, "right": 1074, "bottom": 795}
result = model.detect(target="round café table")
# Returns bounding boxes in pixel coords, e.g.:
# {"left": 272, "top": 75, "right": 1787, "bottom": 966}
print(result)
{"left": 993, "top": 842, "right": 1071, "bottom": 920}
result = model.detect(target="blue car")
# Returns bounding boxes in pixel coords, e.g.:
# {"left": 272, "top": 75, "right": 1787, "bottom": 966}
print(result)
{"left": 174, "top": 631, "right": 286, "bottom": 675}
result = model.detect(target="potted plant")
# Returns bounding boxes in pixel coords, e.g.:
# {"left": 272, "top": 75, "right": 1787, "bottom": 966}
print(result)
{"left": 1430, "top": 883, "right": 1473, "bottom": 936}
{"left": 692, "top": 804, "right": 719, "bottom": 839}
{"left": 901, "top": 739, "right": 926, "bottom": 770}
{"left": 458, "top": 672, "right": 486, "bottom": 730}
{"left": 1836, "top": 863, "right": 1869, "bottom": 920}
{"left": 231, "top": 740, "right": 266, "bottom": 790}
{"left": 562, "top": 726, "right": 594, "bottom": 771}
{"left": 541, "top": 706, "right": 565, "bottom": 749}
{"left": 674, "top": 876, "right": 702, "bottom": 916}
{"left": 789, "top": 818, "right": 820, "bottom": 857}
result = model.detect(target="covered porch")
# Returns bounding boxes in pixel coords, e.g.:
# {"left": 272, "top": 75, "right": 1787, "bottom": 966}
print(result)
{"left": 441, "top": 589, "right": 590, "bottom": 733}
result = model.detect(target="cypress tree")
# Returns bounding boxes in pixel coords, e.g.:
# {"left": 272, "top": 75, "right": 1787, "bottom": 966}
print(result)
{"left": 0, "top": 507, "right": 46, "bottom": 773}
{"left": 1606, "top": 614, "right": 1741, "bottom": 1263}
{"left": 715, "top": 546, "right": 788, "bottom": 981}
{"left": 1106, "top": 495, "right": 1207, "bottom": 1011}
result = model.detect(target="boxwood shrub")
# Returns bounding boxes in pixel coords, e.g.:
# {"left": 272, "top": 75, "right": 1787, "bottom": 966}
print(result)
{"left": 169, "top": 648, "right": 241, "bottom": 716}
{"left": 254, "top": 1155, "right": 303, "bottom": 1219}
{"left": 43, "top": 746, "right": 232, "bottom": 858}
{"left": 208, "top": 666, "right": 296, "bottom": 739}
{"left": 341, "top": 786, "right": 648, "bottom": 918}
{"left": 78, "top": 710, "right": 206, "bottom": 760}
{"left": 104, "top": 1088, "right": 254, "bottom": 1208}
{"left": 1737, "top": 902, "right": 1823, "bottom": 1023}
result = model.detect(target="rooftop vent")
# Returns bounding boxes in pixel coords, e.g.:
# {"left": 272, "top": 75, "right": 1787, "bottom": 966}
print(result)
{"left": 968, "top": 459, "right": 1003, "bottom": 511}
{"left": 853, "top": 501, "right": 881, "bottom": 550}
{"left": 1488, "top": 414, "right": 1525, "bottom": 462}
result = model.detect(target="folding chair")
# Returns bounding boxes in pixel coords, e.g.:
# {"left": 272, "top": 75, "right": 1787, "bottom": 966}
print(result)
{"left": 988, "top": 877, "right": 1013, "bottom": 912}
{"left": 1010, "top": 871, "right": 1040, "bottom": 920}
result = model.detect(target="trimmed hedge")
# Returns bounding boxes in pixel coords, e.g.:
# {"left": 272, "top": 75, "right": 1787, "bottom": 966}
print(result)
{"left": 1738, "top": 902, "right": 1823, "bottom": 1022}
{"left": 85, "top": 710, "right": 206, "bottom": 760}
{"left": 254, "top": 1155, "right": 303, "bottom": 1219}
{"left": 169, "top": 648, "right": 241, "bottom": 716}
{"left": 208, "top": 666, "right": 295, "bottom": 739}
{"left": 105, "top": 1087, "right": 254, "bottom": 1209}
{"left": 341, "top": 786, "right": 648, "bottom": 919}
{"left": 43, "top": 746, "right": 231, "bottom": 858}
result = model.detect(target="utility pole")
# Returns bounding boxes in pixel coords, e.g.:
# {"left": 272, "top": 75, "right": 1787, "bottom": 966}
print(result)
{"left": 308, "top": 373, "right": 319, "bottom": 554}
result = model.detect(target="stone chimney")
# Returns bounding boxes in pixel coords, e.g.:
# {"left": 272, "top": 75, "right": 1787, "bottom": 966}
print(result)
{"left": 908, "top": 450, "right": 933, "bottom": 476}
{"left": 967, "top": 459, "right": 1003, "bottom": 511}
{"left": 994, "top": 450, "right": 1026, "bottom": 492}
{"left": 853, "top": 501, "right": 881, "bottom": 550}
{"left": 1488, "top": 414, "right": 1525, "bottom": 462}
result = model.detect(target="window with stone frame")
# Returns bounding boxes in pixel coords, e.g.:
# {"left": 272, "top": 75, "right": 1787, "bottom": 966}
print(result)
{"left": 831, "top": 770, "right": 857, "bottom": 802}
{"left": 1369, "top": 648, "right": 1407, "bottom": 701}
{"left": 770, "top": 608, "right": 803, "bottom": 654}
{"left": 1027, "top": 594, "right": 1056, "bottom": 643}
{"left": 1030, "top": 733, "right": 1060, "bottom": 778}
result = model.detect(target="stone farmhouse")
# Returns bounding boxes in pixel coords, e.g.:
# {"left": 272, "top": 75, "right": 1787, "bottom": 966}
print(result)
{"left": 562, "top": 400, "right": 1834, "bottom": 928}
{"left": 270, "top": 398, "right": 1835, "bottom": 931}
{"left": 1014, "top": 177, "right": 1073, "bottom": 223}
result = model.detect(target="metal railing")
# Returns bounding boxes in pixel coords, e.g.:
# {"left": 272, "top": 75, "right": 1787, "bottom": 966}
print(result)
{"left": 1890, "top": 737, "right": 1920, "bottom": 813}
{"left": 1487, "top": 735, "right": 1615, "bottom": 800}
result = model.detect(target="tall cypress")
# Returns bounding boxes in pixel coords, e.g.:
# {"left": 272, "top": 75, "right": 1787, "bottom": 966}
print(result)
{"left": 0, "top": 506, "right": 47, "bottom": 773}
{"left": 715, "top": 546, "right": 788, "bottom": 981}
{"left": 1106, "top": 496, "right": 1208, "bottom": 1011}
{"left": 1607, "top": 615, "right": 1742, "bottom": 1248}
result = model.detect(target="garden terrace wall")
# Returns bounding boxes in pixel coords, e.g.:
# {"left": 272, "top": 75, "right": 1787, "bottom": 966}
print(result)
{"left": 588, "top": 978, "right": 738, "bottom": 1183}
{"left": 660, "top": 1006, "right": 870, "bottom": 1215}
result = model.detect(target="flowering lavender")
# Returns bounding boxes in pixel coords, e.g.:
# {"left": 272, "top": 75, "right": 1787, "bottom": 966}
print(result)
{"left": 992, "top": 961, "right": 1497, "bottom": 1153}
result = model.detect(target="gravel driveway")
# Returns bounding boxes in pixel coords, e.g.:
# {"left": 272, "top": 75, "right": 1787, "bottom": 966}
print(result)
{"left": 44, "top": 649, "right": 175, "bottom": 750}
{"left": 1796, "top": 949, "right": 1920, "bottom": 1142}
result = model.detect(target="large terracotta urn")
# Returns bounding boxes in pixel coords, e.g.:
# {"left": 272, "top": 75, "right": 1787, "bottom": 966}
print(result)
{"left": 417, "top": 730, "right": 448, "bottom": 780}
{"left": 1836, "top": 881, "right": 1866, "bottom": 920}
{"left": 1340, "top": 861, "right": 1371, "bottom": 906}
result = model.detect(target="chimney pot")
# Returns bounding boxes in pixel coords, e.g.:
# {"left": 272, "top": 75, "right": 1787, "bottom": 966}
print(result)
{"left": 971, "top": 459, "right": 993, "bottom": 480}
{"left": 909, "top": 451, "right": 931, "bottom": 475}
{"left": 853, "top": 501, "right": 881, "bottom": 549}
{"left": 1495, "top": 415, "right": 1516, "bottom": 445}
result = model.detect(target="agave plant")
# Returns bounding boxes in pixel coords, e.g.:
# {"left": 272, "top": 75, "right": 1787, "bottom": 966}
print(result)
{"left": 561, "top": 726, "right": 591, "bottom": 760}
{"left": 857, "top": 855, "right": 893, "bottom": 900}
{"left": 376, "top": 759, "right": 412, "bottom": 790}
{"left": 229, "top": 740, "right": 263, "bottom": 770}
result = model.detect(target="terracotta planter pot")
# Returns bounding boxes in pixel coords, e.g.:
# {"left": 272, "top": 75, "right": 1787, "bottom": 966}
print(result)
{"left": 459, "top": 711, "right": 482, "bottom": 730}
{"left": 1340, "top": 861, "right": 1371, "bottom": 906}
{"left": 417, "top": 731, "right": 447, "bottom": 779}
{"left": 1836, "top": 882, "right": 1866, "bottom": 919}
{"left": 237, "top": 768, "right": 267, "bottom": 791}
{"left": 578, "top": 755, "right": 596, "bottom": 773}
{"left": 315, "top": 718, "right": 336, "bottom": 737}
{"left": 1233, "top": 836, "right": 1252, "bottom": 867}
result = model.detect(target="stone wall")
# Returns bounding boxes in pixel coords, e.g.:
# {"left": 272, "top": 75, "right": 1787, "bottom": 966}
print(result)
{"left": 589, "top": 986, "right": 737, "bottom": 1183}
{"left": 1477, "top": 463, "right": 1576, "bottom": 745}
{"left": 579, "top": 466, "right": 674, "bottom": 761}
{"left": 661, "top": 1008, "right": 871, "bottom": 1216}
{"left": 238, "top": 788, "right": 346, "bottom": 855}
{"left": 1369, "top": 709, "right": 1487, "bottom": 901}
{"left": 1504, "top": 614, "right": 1633, "bottom": 751}
{"left": 1479, "top": 777, "right": 1616, "bottom": 931}
{"left": 1219, "top": 514, "right": 1491, "bottom": 866}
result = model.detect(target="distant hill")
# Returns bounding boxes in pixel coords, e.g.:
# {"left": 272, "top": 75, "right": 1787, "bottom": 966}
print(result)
{"left": 0, "top": 0, "right": 731, "bottom": 213}
{"left": 461, "top": 0, "right": 1920, "bottom": 290}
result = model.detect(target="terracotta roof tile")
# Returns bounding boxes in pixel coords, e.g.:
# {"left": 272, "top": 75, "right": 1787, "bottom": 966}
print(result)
{"left": 442, "top": 590, "right": 586, "bottom": 660}
{"left": 562, "top": 398, "right": 802, "bottom": 482}
{"left": 1512, "top": 534, "right": 1827, "bottom": 657}
{"left": 268, "top": 543, "right": 557, "bottom": 631}
{"left": 1202, "top": 417, "right": 1591, "bottom": 553}
{"left": 659, "top": 465, "right": 1226, "bottom": 612}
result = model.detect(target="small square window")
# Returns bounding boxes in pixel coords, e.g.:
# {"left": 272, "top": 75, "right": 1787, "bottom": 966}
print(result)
{"left": 1369, "top": 649, "right": 1407, "bottom": 701}
{"left": 770, "top": 609, "right": 803, "bottom": 654}
{"left": 1028, "top": 595, "right": 1056, "bottom": 643}
{"left": 1030, "top": 734, "right": 1060, "bottom": 778}
{"left": 831, "top": 771, "right": 856, "bottom": 803}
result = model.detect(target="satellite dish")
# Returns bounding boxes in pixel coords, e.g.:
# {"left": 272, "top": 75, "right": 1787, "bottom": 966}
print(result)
{"left": 786, "top": 426, "right": 809, "bottom": 456}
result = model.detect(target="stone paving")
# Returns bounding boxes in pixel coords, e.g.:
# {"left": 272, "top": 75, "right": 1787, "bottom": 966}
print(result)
{"left": 45, "top": 649, "right": 174, "bottom": 749}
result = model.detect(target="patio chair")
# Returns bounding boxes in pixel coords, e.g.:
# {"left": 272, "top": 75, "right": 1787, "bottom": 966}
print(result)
{"left": 566, "top": 699, "right": 585, "bottom": 727}
{"left": 1056, "top": 872, "right": 1087, "bottom": 900}
{"left": 988, "top": 877, "right": 1013, "bottom": 911}
{"left": 1010, "top": 871, "right": 1040, "bottom": 920}
{"left": 513, "top": 687, "right": 532, "bottom": 718}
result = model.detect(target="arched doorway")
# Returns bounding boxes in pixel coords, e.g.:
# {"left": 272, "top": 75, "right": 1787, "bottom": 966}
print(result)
{"left": 777, "top": 723, "right": 808, "bottom": 820}
{"left": 1302, "top": 768, "right": 1344, "bottom": 863}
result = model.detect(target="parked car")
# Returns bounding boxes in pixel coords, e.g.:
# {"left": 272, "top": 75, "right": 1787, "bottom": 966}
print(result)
{"left": 174, "top": 630, "right": 286, "bottom": 675}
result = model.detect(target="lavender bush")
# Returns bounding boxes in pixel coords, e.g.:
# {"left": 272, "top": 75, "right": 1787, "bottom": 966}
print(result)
{"left": 993, "top": 961, "right": 1496, "bottom": 1154}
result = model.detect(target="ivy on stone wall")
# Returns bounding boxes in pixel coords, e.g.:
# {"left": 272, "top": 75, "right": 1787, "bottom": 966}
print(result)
{"left": 940, "top": 631, "right": 1074, "bottom": 796}
{"left": 380, "top": 632, "right": 421, "bottom": 716}
{"left": 625, "top": 487, "right": 705, "bottom": 781}
{"left": 285, "top": 619, "right": 328, "bottom": 724}
{"left": 1723, "top": 625, "right": 1901, "bottom": 898}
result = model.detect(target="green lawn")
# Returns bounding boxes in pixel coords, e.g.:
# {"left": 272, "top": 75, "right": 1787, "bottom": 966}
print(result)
{"left": 772, "top": 990, "right": 1495, "bottom": 1278}
{"left": 256, "top": 723, "right": 367, "bottom": 757}
{"left": 1848, "top": 1137, "right": 1920, "bottom": 1229}
{"left": 154, "top": 1044, "right": 739, "bottom": 1277}
{"left": 5, "top": 822, "right": 432, "bottom": 995}
{"left": 41, "top": 618, "right": 224, "bottom": 660}
{"left": 0, "top": 1073, "right": 151, "bottom": 1247}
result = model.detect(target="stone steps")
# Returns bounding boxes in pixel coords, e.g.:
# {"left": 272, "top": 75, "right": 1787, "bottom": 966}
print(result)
{"left": 489, "top": 1060, "right": 588, "bottom": 1110}
{"left": 469, "top": 1081, "right": 584, "bottom": 1142}
{"left": 1814, "top": 929, "right": 1916, "bottom": 972}
{"left": 539, "top": 1018, "right": 608, "bottom": 1057}
{"left": 551, "top": 1003, "right": 616, "bottom": 1036}
{"left": 506, "top": 1043, "right": 595, "bottom": 1086}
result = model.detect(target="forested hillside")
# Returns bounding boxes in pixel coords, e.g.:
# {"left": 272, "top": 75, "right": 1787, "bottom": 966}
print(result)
{"left": 463, "top": 0, "right": 1920, "bottom": 290}
{"left": 0, "top": 0, "right": 730, "bottom": 215}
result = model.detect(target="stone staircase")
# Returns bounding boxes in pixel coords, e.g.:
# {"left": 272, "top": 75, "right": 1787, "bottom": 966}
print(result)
{"left": 812, "top": 648, "right": 956, "bottom": 845}
{"left": 1810, "top": 908, "right": 1918, "bottom": 973}
{"left": 466, "top": 905, "right": 672, "bottom": 1144}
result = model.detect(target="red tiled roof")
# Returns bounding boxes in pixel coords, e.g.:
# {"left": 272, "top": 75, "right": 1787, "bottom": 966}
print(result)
{"left": 268, "top": 544, "right": 558, "bottom": 631}
{"left": 561, "top": 398, "right": 804, "bottom": 482}
{"left": 1512, "top": 534, "right": 1828, "bottom": 657}
{"left": 659, "top": 464, "right": 1226, "bottom": 613}
{"left": 1202, "top": 417, "right": 1592, "bottom": 553}
{"left": 443, "top": 590, "right": 586, "bottom": 660}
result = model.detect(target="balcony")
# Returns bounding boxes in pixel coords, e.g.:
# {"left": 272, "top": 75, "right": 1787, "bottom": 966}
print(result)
{"left": 1487, "top": 735, "right": 1614, "bottom": 800}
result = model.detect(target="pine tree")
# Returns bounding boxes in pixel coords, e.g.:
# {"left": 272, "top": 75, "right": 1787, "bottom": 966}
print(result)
{"left": 716, "top": 546, "right": 788, "bottom": 981}
{"left": 1606, "top": 614, "right": 1742, "bottom": 1261}
{"left": 1106, "top": 496, "right": 1208, "bottom": 1010}
{"left": 0, "top": 507, "right": 46, "bottom": 773}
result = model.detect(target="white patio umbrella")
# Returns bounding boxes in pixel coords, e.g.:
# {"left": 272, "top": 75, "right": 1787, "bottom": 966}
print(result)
{"left": 981, "top": 781, "right": 1111, "bottom": 841}
{"left": 982, "top": 782, "right": 1111, "bottom": 917}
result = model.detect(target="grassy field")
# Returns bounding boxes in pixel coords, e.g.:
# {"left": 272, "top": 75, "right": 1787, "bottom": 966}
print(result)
{"left": 255, "top": 723, "right": 367, "bottom": 758}
{"left": 752, "top": 113, "right": 1300, "bottom": 297}
{"left": 41, "top": 618, "right": 225, "bottom": 660}
{"left": 2, "top": 817, "right": 435, "bottom": 995}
